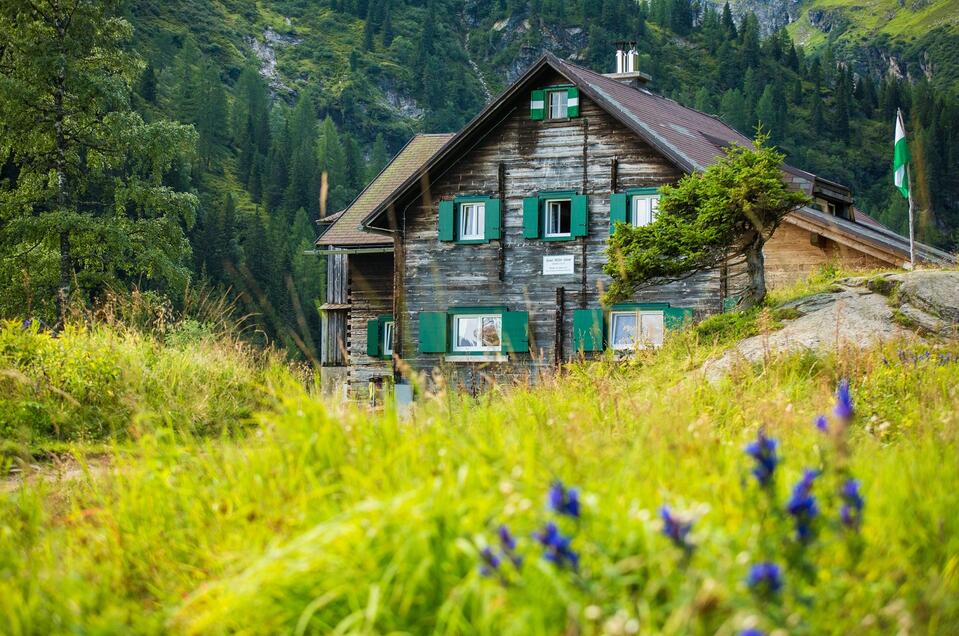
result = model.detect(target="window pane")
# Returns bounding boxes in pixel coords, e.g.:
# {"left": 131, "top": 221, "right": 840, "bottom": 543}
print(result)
{"left": 459, "top": 203, "right": 485, "bottom": 240}
{"left": 383, "top": 321, "right": 394, "bottom": 355}
{"left": 641, "top": 312, "right": 665, "bottom": 347}
{"left": 481, "top": 316, "right": 501, "bottom": 347}
{"left": 611, "top": 313, "right": 637, "bottom": 348}
{"left": 549, "top": 91, "right": 568, "bottom": 119}
{"left": 456, "top": 317, "right": 480, "bottom": 348}
{"left": 545, "top": 200, "right": 571, "bottom": 236}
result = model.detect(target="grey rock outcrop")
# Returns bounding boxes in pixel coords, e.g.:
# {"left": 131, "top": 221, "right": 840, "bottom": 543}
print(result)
{"left": 703, "top": 269, "right": 959, "bottom": 380}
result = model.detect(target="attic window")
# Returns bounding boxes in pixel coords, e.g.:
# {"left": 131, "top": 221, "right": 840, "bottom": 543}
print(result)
{"left": 548, "top": 90, "right": 568, "bottom": 119}
{"left": 530, "top": 87, "right": 580, "bottom": 120}
{"left": 631, "top": 194, "right": 659, "bottom": 227}
{"left": 459, "top": 202, "right": 485, "bottom": 240}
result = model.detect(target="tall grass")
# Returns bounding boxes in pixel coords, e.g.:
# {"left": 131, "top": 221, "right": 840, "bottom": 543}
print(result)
{"left": 1, "top": 328, "right": 957, "bottom": 634}
{"left": 0, "top": 316, "right": 293, "bottom": 457}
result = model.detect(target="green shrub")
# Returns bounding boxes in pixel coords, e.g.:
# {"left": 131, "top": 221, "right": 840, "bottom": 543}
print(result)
{"left": 0, "top": 321, "right": 288, "bottom": 453}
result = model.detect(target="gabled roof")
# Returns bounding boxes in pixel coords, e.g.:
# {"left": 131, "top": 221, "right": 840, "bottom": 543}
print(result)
{"left": 788, "top": 207, "right": 954, "bottom": 265}
{"left": 316, "top": 133, "right": 454, "bottom": 247}
{"left": 361, "top": 53, "right": 841, "bottom": 231}
{"left": 352, "top": 53, "right": 951, "bottom": 266}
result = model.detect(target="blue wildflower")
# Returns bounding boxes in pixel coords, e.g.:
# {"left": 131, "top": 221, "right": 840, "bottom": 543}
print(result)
{"left": 747, "top": 562, "right": 783, "bottom": 594}
{"left": 745, "top": 428, "right": 779, "bottom": 486}
{"left": 786, "top": 469, "right": 820, "bottom": 541}
{"left": 498, "top": 524, "right": 522, "bottom": 567}
{"left": 660, "top": 505, "right": 694, "bottom": 550}
{"left": 834, "top": 379, "right": 854, "bottom": 421}
{"left": 547, "top": 480, "right": 581, "bottom": 518}
{"left": 533, "top": 521, "right": 579, "bottom": 570}
{"left": 740, "top": 630, "right": 766, "bottom": 636}
{"left": 839, "top": 479, "right": 865, "bottom": 530}
{"left": 479, "top": 546, "right": 501, "bottom": 577}
{"left": 814, "top": 414, "right": 829, "bottom": 432}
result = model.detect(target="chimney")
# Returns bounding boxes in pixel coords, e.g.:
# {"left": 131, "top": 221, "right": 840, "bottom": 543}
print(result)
{"left": 604, "top": 41, "right": 651, "bottom": 88}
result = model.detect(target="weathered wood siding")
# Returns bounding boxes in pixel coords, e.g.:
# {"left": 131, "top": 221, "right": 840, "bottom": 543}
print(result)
{"left": 348, "top": 252, "right": 394, "bottom": 392}
{"left": 764, "top": 223, "right": 889, "bottom": 288}
{"left": 321, "top": 252, "right": 349, "bottom": 367}
{"left": 398, "top": 76, "right": 723, "bottom": 388}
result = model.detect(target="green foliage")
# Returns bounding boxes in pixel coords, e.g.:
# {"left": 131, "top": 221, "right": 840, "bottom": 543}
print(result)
{"left": 0, "top": 0, "right": 198, "bottom": 323}
{"left": 605, "top": 134, "right": 810, "bottom": 305}
{"left": 0, "top": 320, "right": 283, "bottom": 454}
{"left": 2, "top": 330, "right": 959, "bottom": 632}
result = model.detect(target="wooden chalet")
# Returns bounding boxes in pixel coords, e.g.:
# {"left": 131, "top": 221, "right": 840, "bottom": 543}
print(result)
{"left": 315, "top": 51, "right": 953, "bottom": 396}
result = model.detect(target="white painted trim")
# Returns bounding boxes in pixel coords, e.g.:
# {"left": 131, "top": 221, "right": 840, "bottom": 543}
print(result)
{"left": 444, "top": 354, "right": 509, "bottom": 363}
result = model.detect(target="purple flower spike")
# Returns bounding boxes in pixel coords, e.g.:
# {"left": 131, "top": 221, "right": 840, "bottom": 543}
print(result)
{"left": 786, "top": 469, "right": 820, "bottom": 542}
{"left": 660, "top": 505, "right": 694, "bottom": 549}
{"left": 547, "top": 480, "right": 581, "bottom": 518}
{"left": 814, "top": 415, "right": 829, "bottom": 432}
{"left": 479, "top": 546, "right": 501, "bottom": 577}
{"left": 834, "top": 379, "right": 854, "bottom": 421}
{"left": 746, "top": 562, "right": 783, "bottom": 594}
{"left": 740, "top": 630, "right": 766, "bottom": 636}
{"left": 745, "top": 427, "right": 779, "bottom": 486}
{"left": 533, "top": 521, "right": 579, "bottom": 570}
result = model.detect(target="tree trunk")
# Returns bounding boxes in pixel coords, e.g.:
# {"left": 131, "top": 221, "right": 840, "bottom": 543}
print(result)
{"left": 53, "top": 19, "right": 70, "bottom": 331}
{"left": 740, "top": 235, "right": 767, "bottom": 309}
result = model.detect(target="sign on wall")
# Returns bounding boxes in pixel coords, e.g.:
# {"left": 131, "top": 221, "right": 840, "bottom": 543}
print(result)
{"left": 542, "top": 254, "right": 575, "bottom": 275}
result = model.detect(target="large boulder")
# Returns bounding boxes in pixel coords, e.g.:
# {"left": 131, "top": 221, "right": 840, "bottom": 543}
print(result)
{"left": 703, "top": 269, "right": 958, "bottom": 380}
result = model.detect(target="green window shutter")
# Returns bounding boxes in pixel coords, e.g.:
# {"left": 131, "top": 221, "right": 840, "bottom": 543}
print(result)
{"left": 366, "top": 319, "right": 381, "bottom": 357}
{"left": 610, "top": 192, "right": 628, "bottom": 235}
{"left": 571, "top": 194, "right": 589, "bottom": 237}
{"left": 418, "top": 311, "right": 448, "bottom": 353}
{"left": 567, "top": 86, "right": 580, "bottom": 117}
{"left": 522, "top": 196, "right": 540, "bottom": 238}
{"left": 530, "top": 89, "right": 545, "bottom": 120}
{"left": 663, "top": 306, "right": 693, "bottom": 330}
{"left": 572, "top": 309, "right": 605, "bottom": 352}
{"left": 484, "top": 197, "right": 501, "bottom": 241}
{"left": 501, "top": 311, "right": 529, "bottom": 353}
{"left": 438, "top": 200, "right": 455, "bottom": 241}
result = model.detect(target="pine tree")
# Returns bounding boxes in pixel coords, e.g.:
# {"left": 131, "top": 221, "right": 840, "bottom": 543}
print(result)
{"left": 721, "top": 1, "right": 737, "bottom": 38}
{"left": 0, "top": 0, "right": 198, "bottom": 324}
{"left": 720, "top": 89, "right": 749, "bottom": 132}
{"left": 367, "top": 133, "right": 390, "bottom": 183}
{"left": 140, "top": 63, "right": 157, "bottom": 104}
{"left": 316, "top": 116, "right": 349, "bottom": 215}
{"left": 382, "top": 0, "right": 394, "bottom": 47}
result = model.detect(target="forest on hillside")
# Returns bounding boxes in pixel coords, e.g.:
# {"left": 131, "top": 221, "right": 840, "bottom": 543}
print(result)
{"left": 1, "top": 0, "right": 957, "bottom": 358}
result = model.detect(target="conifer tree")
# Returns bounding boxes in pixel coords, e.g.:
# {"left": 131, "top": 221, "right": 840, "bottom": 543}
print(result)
{"left": 0, "top": 0, "right": 198, "bottom": 324}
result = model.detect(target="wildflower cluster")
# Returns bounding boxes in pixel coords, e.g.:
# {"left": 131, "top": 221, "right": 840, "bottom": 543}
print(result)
{"left": 479, "top": 525, "right": 523, "bottom": 578}
{"left": 746, "top": 562, "right": 783, "bottom": 595}
{"left": 785, "top": 469, "right": 819, "bottom": 541}
{"left": 659, "top": 505, "right": 694, "bottom": 551}
{"left": 547, "top": 480, "right": 581, "bottom": 518}
{"left": 533, "top": 521, "right": 579, "bottom": 570}
{"left": 813, "top": 378, "right": 867, "bottom": 532}
{"left": 885, "top": 348, "right": 958, "bottom": 367}
{"left": 833, "top": 379, "right": 854, "bottom": 422}
{"left": 745, "top": 427, "right": 779, "bottom": 486}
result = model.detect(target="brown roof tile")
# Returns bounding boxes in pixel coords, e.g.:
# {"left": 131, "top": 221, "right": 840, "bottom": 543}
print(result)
{"left": 316, "top": 133, "right": 453, "bottom": 246}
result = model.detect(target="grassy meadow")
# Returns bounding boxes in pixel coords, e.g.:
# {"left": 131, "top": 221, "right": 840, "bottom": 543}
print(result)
{"left": 2, "top": 281, "right": 959, "bottom": 634}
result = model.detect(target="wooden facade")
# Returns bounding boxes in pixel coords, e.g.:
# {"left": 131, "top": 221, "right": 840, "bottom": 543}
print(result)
{"left": 396, "top": 74, "right": 721, "bottom": 389}
{"left": 317, "top": 54, "right": 948, "bottom": 397}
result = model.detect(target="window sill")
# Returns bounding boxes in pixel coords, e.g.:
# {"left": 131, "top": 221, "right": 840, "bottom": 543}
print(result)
{"left": 454, "top": 238, "right": 489, "bottom": 245}
{"left": 541, "top": 235, "right": 576, "bottom": 242}
{"left": 444, "top": 354, "right": 509, "bottom": 363}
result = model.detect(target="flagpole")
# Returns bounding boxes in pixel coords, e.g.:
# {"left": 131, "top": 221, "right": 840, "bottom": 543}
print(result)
{"left": 907, "top": 164, "right": 915, "bottom": 268}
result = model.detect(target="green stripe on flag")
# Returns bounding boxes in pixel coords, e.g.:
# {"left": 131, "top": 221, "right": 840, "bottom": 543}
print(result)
{"left": 893, "top": 111, "right": 911, "bottom": 200}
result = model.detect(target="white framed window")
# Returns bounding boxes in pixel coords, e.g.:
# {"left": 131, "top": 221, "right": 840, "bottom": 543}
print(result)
{"left": 631, "top": 195, "right": 660, "bottom": 227}
{"left": 452, "top": 314, "right": 502, "bottom": 352}
{"left": 459, "top": 202, "right": 485, "bottom": 240}
{"left": 548, "top": 90, "right": 568, "bottom": 119}
{"left": 383, "top": 321, "right": 394, "bottom": 356}
{"left": 609, "top": 310, "right": 665, "bottom": 350}
{"left": 544, "top": 199, "right": 572, "bottom": 237}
